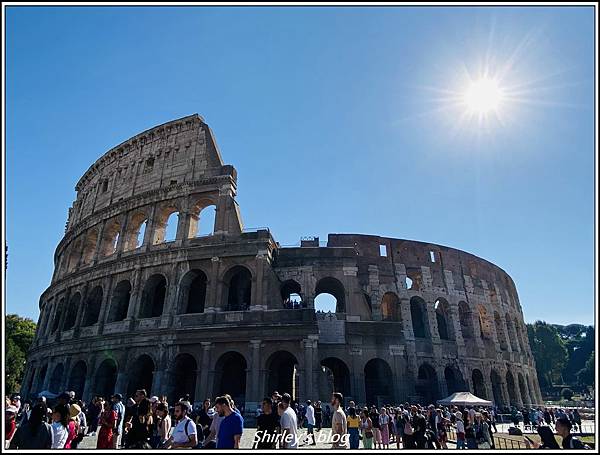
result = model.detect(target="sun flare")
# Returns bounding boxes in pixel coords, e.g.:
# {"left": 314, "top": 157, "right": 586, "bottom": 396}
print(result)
{"left": 463, "top": 77, "right": 504, "bottom": 114}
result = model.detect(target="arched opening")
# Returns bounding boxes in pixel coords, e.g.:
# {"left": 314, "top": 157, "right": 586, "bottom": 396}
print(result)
{"left": 37, "top": 364, "right": 48, "bottom": 392}
{"left": 506, "top": 370, "right": 518, "bottom": 405}
{"left": 214, "top": 352, "right": 247, "bottom": 405}
{"left": 518, "top": 373, "right": 529, "bottom": 405}
{"left": 100, "top": 219, "right": 121, "bottom": 257}
{"left": 320, "top": 357, "right": 351, "bottom": 399}
{"left": 472, "top": 369, "right": 487, "bottom": 400}
{"left": 127, "top": 355, "right": 155, "bottom": 397}
{"left": 82, "top": 286, "right": 103, "bottom": 327}
{"left": 224, "top": 266, "right": 252, "bottom": 311}
{"left": 49, "top": 363, "right": 64, "bottom": 393}
{"left": 51, "top": 299, "right": 64, "bottom": 333}
{"left": 478, "top": 305, "right": 492, "bottom": 340}
{"left": 494, "top": 312, "right": 508, "bottom": 350}
{"left": 68, "top": 361, "right": 87, "bottom": 399}
{"left": 95, "top": 359, "right": 117, "bottom": 399}
{"left": 152, "top": 206, "right": 180, "bottom": 244}
{"left": 381, "top": 292, "right": 401, "bottom": 322}
{"left": 444, "top": 366, "right": 466, "bottom": 395}
{"left": 124, "top": 212, "right": 148, "bottom": 251}
{"left": 66, "top": 238, "right": 83, "bottom": 273}
{"left": 435, "top": 298, "right": 452, "bottom": 340}
{"left": 188, "top": 201, "right": 217, "bottom": 237}
{"left": 80, "top": 228, "right": 99, "bottom": 265}
{"left": 170, "top": 354, "right": 198, "bottom": 404}
{"left": 491, "top": 369, "right": 504, "bottom": 406}
{"left": 458, "top": 301, "right": 474, "bottom": 339}
{"left": 267, "top": 351, "right": 299, "bottom": 400}
{"left": 63, "top": 293, "right": 81, "bottom": 330}
{"left": 416, "top": 363, "right": 440, "bottom": 405}
{"left": 515, "top": 322, "right": 526, "bottom": 352}
{"left": 108, "top": 280, "right": 131, "bottom": 323}
{"left": 364, "top": 358, "right": 393, "bottom": 407}
{"left": 410, "top": 296, "right": 429, "bottom": 338}
{"left": 139, "top": 274, "right": 167, "bottom": 318}
{"left": 179, "top": 270, "right": 208, "bottom": 314}
{"left": 315, "top": 277, "right": 346, "bottom": 313}
{"left": 281, "top": 280, "right": 303, "bottom": 309}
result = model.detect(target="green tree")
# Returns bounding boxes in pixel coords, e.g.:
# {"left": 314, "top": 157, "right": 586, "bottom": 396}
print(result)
{"left": 576, "top": 351, "right": 595, "bottom": 387}
{"left": 5, "top": 314, "right": 36, "bottom": 395}
{"left": 527, "top": 321, "right": 568, "bottom": 390}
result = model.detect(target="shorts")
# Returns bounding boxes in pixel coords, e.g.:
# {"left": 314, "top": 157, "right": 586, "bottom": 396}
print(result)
{"left": 307, "top": 423, "right": 314, "bottom": 434}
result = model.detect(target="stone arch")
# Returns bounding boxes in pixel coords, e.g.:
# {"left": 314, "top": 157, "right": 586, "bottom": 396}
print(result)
{"left": 107, "top": 280, "right": 131, "bottom": 323}
{"left": 410, "top": 296, "right": 429, "bottom": 338}
{"left": 472, "top": 369, "right": 487, "bottom": 399}
{"left": 100, "top": 218, "right": 121, "bottom": 257}
{"left": 139, "top": 274, "right": 167, "bottom": 318}
{"left": 494, "top": 311, "right": 508, "bottom": 350}
{"left": 506, "top": 370, "right": 518, "bottom": 405}
{"left": 170, "top": 353, "right": 198, "bottom": 403}
{"left": 381, "top": 292, "right": 401, "bottom": 322}
{"left": 127, "top": 354, "right": 155, "bottom": 397}
{"left": 491, "top": 369, "right": 505, "bottom": 406}
{"left": 68, "top": 361, "right": 87, "bottom": 399}
{"left": 223, "top": 265, "right": 252, "bottom": 311}
{"left": 435, "top": 298, "right": 453, "bottom": 340}
{"left": 266, "top": 351, "right": 299, "bottom": 400}
{"left": 123, "top": 212, "right": 148, "bottom": 251}
{"left": 95, "top": 358, "right": 117, "bottom": 399}
{"left": 51, "top": 299, "right": 65, "bottom": 333}
{"left": 364, "top": 358, "right": 393, "bottom": 406}
{"left": 315, "top": 277, "right": 346, "bottom": 313}
{"left": 66, "top": 237, "right": 84, "bottom": 273}
{"left": 188, "top": 198, "right": 217, "bottom": 237}
{"left": 518, "top": 372, "right": 529, "bottom": 405}
{"left": 416, "top": 363, "right": 440, "bottom": 405}
{"left": 214, "top": 351, "right": 247, "bottom": 405}
{"left": 80, "top": 228, "right": 99, "bottom": 265}
{"left": 477, "top": 304, "right": 492, "bottom": 340}
{"left": 444, "top": 365, "right": 466, "bottom": 395}
{"left": 152, "top": 204, "right": 181, "bottom": 244}
{"left": 281, "top": 279, "right": 303, "bottom": 308}
{"left": 49, "top": 363, "right": 64, "bottom": 393}
{"left": 320, "top": 357, "right": 351, "bottom": 399}
{"left": 458, "top": 301, "right": 474, "bottom": 339}
{"left": 82, "top": 285, "right": 103, "bottom": 327}
{"left": 179, "top": 269, "right": 208, "bottom": 314}
{"left": 63, "top": 292, "right": 81, "bottom": 330}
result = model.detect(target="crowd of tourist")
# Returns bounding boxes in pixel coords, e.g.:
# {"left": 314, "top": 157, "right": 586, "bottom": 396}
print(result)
{"left": 4, "top": 390, "right": 591, "bottom": 450}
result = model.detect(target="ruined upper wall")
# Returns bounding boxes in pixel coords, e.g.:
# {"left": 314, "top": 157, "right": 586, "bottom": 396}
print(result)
{"left": 66, "top": 114, "right": 228, "bottom": 230}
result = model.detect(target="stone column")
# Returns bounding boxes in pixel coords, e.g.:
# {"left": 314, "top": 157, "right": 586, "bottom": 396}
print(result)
{"left": 350, "top": 347, "right": 366, "bottom": 405}
{"left": 97, "top": 275, "right": 114, "bottom": 334}
{"left": 250, "top": 251, "right": 267, "bottom": 311}
{"left": 302, "top": 337, "right": 318, "bottom": 401}
{"left": 126, "top": 266, "right": 143, "bottom": 326}
{"left": 205, "top": 257, "right": 221, "bottom": 312}
{"left": 141, "top": 204, "right": 158, "bottom": 250}
{"left": 41, "top": 358, "right": 54, "bottom": 392}
{"left": 115, "top": 212, "right": 129, "bottom": 256}
{"left": 197, "top": 342, "right": 213, "bottom": 400}
{"left": 368, "top": 265, "right": 381, "bottom": 321}
{"left": 248, "top": 340, "right": 262, "bottom": 402}
{"left": 389, "top": 345, "right": 406, "bottom": 403}
{"left": 73, "top": 282, "right": 89, "bottom": 338}
{"left": 161, "top": 263, "right": 181, "bottom": 327}
{"left": 91, "top": 219, "right": 108, "bottom": 265}
{"left": 82, "top": 354, "right": 97, "bottom": 402}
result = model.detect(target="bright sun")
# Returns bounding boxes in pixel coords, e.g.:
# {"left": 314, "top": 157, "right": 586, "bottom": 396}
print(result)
{"left": 463, "top": 77, "right": 504, "bottom": 114}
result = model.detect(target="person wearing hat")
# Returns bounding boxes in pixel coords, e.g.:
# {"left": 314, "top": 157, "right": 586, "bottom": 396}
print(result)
{"left": 9, "top": 403, "right": 53, "bottom": 449}
{"left": 67, "top": 403, "right": 83, "bottom": 449}
{"left": 111, "top": 393, "right": 125, "bottom": 449}
{"left": 5, "top": 405, "right": 18, "bottom": 449}
{"left": 454, "top": 411, "right": 466, "bottom": 449}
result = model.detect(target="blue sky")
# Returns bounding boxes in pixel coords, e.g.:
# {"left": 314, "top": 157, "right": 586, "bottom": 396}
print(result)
{"left": 6, "top": 6, "right": 595, "bottom": 325}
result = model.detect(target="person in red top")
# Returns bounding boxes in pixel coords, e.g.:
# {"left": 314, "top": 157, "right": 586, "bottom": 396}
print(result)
{"left": 97, "top": 400, "right": 117, "bottom": 449}
{"left": 65, "top": 404, "right": 81, "bottom": 449}
{"left": 5, "top": 405, "right": 18, "bottom": 449}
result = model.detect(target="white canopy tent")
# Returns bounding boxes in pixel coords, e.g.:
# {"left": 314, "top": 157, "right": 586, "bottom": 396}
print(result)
{"left": 436, "top": 392, "right": 493, "bottom": 407}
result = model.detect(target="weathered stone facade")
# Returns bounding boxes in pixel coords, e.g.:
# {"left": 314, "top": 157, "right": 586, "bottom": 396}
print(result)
{"left": 22, "top": 114, "right": 542, "bottom": 421}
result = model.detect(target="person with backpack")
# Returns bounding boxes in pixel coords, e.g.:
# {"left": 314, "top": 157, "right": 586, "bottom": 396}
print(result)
{"left": 163, "top": 401, "right": 197, "bottom": 449}
{"left": 556, "top": 417, "right": 590, "bottom": 449}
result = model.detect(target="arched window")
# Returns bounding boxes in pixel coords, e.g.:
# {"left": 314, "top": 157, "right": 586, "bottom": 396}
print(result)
{"left": 494, "top": 312, "right": 508, "bottom": 350}
{"left": 478, "top": 305, "right": 492, "bottom": 340}
{"left": 381, "top": 292, "right": 401, "bottom": 321}
{"left": 435, "top": 298, "right": 452, "bottom": 340}
{"left": 179, "top": 270, "right": 208, "bottom": 314}
{"left": 410, "top": 296, "right": 429, "bottom": 338}
{"left": 416, "top": 363, "right": 440, "bottom": 405}
{"left": 80, "top": 228, "right": 99, "bottom": 265}
{"left": 315, "top": 277, "right": 346, "bottom": 313}
{"left": 139, "top": 274, "right": 167, "bottom": 318}
{"left": 51, "top": 299, "right": 65, "bottom": 333}
{"left": 100, "top": 218, "right": 121, "bottom": 257}
{"left": 224, "top": 266, "right": 252, "bottom": 311}
{"left": 152, "top": 206, "right": 180, "bottom": 244}
{"left": 82, "top": 286, "right": 103, "bottom": 327}
{"left": 107, "top": 280, "right": 131, "bottom": 322}
{"left": 66, "top": 237, "right": 84, "bottom": 273}
{"left": 188, "top": 200, "right": 217, "bottom": 238}
{"left": 281, "top": 280, "right": 302, "bottom": 309}
{"left": 63, "top": 293, "right": 81, "bottom": 330}
{"left": 124, "top": 212, "right": 148, "bottom": 251}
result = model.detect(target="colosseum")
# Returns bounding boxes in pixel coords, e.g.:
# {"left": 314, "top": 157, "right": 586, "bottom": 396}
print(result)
{"left": 22, "top": 114, "right": 542, "bottom": 421}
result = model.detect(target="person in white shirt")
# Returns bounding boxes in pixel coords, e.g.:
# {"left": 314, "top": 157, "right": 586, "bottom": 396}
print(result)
{"left": 50, "top": 404, "right": 70, "bottom": 449}
{"left": 302, "top": 400, "right": 316, "bottom": 446}
{"left": 278, "top": 394, "right": 298, "bottom": 449}
{"left": 163, "top": 401, "right": 197, "bottom": 449}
